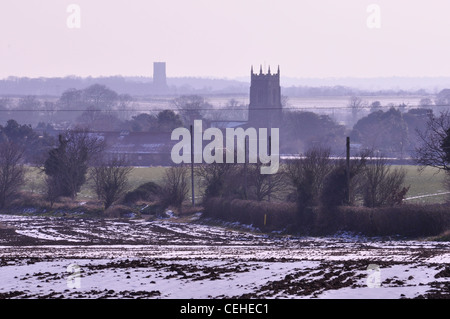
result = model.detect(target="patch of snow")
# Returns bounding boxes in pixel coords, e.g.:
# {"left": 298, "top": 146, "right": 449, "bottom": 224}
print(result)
{"left": 0, "top": 214, "right": 449, "bottom": 299}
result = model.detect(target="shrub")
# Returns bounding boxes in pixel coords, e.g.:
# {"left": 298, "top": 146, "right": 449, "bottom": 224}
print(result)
{"left": 195, "top": 160, "right": 238, "bottom": 200}
{"left": 123, "top": 182, "right": 162, "bottom": 204}
{"left": 44, "top": 130, "right": 105, "bottom": 199}
{"left": 286, "top": 146, "right": 332, "bottom": 212}
{"left": 320, "top": 165, "right": 348, "bottom": 208}
{"left": 319, "top": 153, "right": 368, "bottom": 208}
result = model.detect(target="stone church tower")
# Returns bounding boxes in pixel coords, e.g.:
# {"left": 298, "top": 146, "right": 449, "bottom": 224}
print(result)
{"left": 248, "top": 65, "right": 282, "bottom": 128}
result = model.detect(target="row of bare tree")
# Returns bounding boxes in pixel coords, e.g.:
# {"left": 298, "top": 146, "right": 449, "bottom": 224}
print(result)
{"left": 287, "top": 147, "right": 409, "bottom": 210}
{"left": 186, "top": 147, "right": 408, "bottom": 209}
{"left": 0, "top": 128, "right": 132, "bottom": 210}
{"left": 0, "top": 111, "right": 448, "bottom": 212}
{"left": 168, "top": 111, "right": 450, "bottom": 210}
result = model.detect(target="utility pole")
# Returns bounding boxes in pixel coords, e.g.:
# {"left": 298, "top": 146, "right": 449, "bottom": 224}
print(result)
{"left": 244, "top": 136, "right": 248, "bottom": 199}
{"left": 190, "top": 124, "right": 195, "bottom": 207}
{"left": 346, "top": 136, "right": 350, "bottom": 204}
{"left": 268, "top": 135, "right": 272, "bottom": 202}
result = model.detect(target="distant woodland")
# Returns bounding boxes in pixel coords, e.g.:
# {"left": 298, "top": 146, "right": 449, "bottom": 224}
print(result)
{"left": 0, "top": 76, "right": 434, "bottom": 97}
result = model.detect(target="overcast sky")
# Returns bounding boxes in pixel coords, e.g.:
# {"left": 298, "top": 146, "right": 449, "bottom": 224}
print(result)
{"left": 1, "top": 0, "right": 450, "bottom": 79}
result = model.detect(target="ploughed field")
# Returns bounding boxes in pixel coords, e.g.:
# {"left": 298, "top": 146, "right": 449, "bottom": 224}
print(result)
{"left": 0, "top": 214, "right": 449, "bottom": 299}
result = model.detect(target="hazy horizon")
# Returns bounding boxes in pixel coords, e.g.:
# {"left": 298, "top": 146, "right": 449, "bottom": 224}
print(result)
{"left": 3, "top": 74, "right": 450, "bottom": 93}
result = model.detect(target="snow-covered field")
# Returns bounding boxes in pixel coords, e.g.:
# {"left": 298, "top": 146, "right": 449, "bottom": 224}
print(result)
{"left": 0, "top": 214, "right": 449, "bottom": 299}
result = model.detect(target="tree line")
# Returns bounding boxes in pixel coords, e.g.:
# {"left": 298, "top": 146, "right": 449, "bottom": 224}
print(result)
{"left": 0, "top": 83, "right": 449, "bottom": 214}
{"left": 1, "top": 83, "right": 446, "bottom": 160}
{"left": 0, "top": 110, "right": 448, "bottom": 214}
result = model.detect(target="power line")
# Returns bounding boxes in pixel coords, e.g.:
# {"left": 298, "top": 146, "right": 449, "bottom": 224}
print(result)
{"left": 0, "top": 104, "right": 449, "bottom": 112}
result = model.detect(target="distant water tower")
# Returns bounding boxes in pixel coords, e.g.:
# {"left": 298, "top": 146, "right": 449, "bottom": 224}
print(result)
{"left": 153, "top": 62, "right": 167, "bottom": 92}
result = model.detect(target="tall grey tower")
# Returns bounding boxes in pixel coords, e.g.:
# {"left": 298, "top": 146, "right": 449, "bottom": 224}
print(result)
{"left": 153, "top": 62, "right": 167, "bottom": 92}
{"left": 248, "top": 65, "right": 282, "bottom": 128}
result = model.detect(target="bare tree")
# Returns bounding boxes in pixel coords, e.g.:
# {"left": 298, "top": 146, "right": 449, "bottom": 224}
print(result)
{"left": 43, "top": 101, "right": 57, "bottom": 122}
{"left": 173, "top": 95, "right": 210, "bottom": 126}
{"left": 18, "top": 95, "right": 41, "bottom": 111}
{"left": 348, "top": 96, "right": 366, "bottom": 125}
{"left": 0, "top": 142, "right": 25, "bottom": 208}
{"left": 443, "top": 127, "right": 450, "bottom": 164}
{"left": 419, "top": 98, "right": 433, "bottom": 108}
{"left": 361, "top": 154, "right": 409, "bottom": 207}
{"left": 247, "top": 162, "right": 288, "bottom": 201}
{"left": 91, "top": 156, "right": 132, "bottom": 210}
{"left": 415, "top": 110, "right": 450, "bottom": 171}
{"left": 0, "top": 97, "right": 11, "bottom": 110}
{"left": 82, "top": 84, "right": 119, "bottom": 110}
{"left": 195, "top": 150, "right": 237, "bottom": 200}
{"left": 77, "top": 106, "right": 104, "bottom": 128}
{"left": 206, "top": 98, "right": 246, "bottom": 122}
{"left": 161, "top": 165, "right": 190, "bottom": 210}
{"left": 286, "top": 146, "right": 333, "bottom": 210}
{"left": 116, "top": 94, "right": 134, "bottom": 121}
{"left": 445, "top": 172, "right": 450, "bottom": 203}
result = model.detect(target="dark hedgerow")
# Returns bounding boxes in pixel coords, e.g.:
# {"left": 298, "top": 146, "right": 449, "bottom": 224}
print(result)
{"left": 122, "top": 182, "right": 162, "bottom": 204}
{"left": 317, "top": 204, "right": 450, "bottom": 237}
{"left": 203, "top": 197, "right": 297, "bottom": 232}
{"left": 205, "top": 197, "right": 450, "bottom": 238}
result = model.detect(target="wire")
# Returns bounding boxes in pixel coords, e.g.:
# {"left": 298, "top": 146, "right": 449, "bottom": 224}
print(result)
{"left": 0, "top": 104, "right": 449, "bottom": 112}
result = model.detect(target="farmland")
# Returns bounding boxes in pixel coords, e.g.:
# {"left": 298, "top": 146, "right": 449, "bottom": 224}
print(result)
{"left": 0, "top": 213, "right": 449, "bottom": 299}
{"left": 1, "top": 163, "right": 448, "bottom": 300}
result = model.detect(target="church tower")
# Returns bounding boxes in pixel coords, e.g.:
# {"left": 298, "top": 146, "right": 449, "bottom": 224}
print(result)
{"left": 248, "top": 65, "right": 282, "bottom": 127}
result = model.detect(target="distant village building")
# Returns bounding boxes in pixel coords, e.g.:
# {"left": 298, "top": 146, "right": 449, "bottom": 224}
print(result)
{"left": 94, "top": 131, "right": 174, "bottom": 166}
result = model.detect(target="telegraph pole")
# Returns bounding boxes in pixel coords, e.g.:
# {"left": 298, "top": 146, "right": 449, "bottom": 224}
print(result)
{"left": 244, "top": 136, "right": 248, "bottom": 199}
{"left": 346, "top": 136, "right": 350, "bottom": 204}
{"left": 190, "top": 124, "right": 195, "bottom": 207}
{"left": 268, "top": 135, "right": 272, "bottom": 202}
